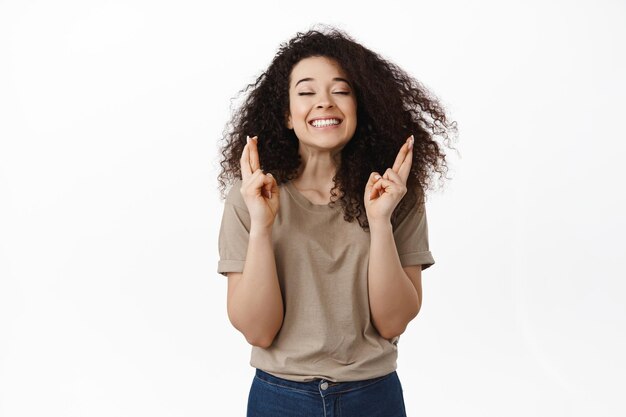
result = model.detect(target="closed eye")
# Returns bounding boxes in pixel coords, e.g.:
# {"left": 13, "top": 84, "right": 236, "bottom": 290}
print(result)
{"left": 297, "top": 92, "right": 350, "bottom": 96}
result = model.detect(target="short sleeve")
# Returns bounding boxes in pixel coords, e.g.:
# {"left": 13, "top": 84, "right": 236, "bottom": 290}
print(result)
{"left": 393, "top": 200, "right": 435, "bottom": 270}
{"left": 217, "top": 180, "right": 251, "bottom": 277}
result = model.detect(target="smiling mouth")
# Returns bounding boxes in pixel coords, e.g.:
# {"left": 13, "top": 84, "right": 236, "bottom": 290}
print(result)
{"left": 309, "top": 118, "right": 342, "bottom": 128}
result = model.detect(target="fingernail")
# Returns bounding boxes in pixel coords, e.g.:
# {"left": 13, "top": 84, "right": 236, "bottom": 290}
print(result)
{"left": 374, "top": 174, "right": 381, "bottom": 180}
{"left": 408, "top": 135, "right": 414, "bottom": 150}
{"left": 246, "top": 135, "right": 250, "bottom": 144}
{"left": 252, "top": 136, "right": 258, "bottom": 142}
{"left": 267, "top": 173, "right": 273, "bottom": 177}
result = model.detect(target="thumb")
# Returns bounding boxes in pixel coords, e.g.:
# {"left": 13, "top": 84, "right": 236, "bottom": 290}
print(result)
{"left": 262, "top": 173, "right": 276, "bottom": 199}
{"left": 365, "top": 172, "right": 382, "bottom": 199}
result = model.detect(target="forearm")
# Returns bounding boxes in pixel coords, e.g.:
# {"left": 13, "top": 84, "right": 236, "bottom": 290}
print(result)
{"left": 368, "top": 221, "right": 420, "bottom": 339}
{"left": 228, "top": 227, "right": 284, "bottom": 347}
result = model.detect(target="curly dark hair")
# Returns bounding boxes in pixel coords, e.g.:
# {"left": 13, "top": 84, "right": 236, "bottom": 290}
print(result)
{"left": 217, "top": 25, "right": 458, "bottom": 230}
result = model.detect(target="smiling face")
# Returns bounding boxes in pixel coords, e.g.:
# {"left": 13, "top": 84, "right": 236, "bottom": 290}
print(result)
{"left": 286, "top": 56, "right": 357, "bottom": 153}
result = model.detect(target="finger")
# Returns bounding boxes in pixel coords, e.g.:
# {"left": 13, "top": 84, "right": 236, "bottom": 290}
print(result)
{"left": 261, "top": 172, "right": 273, "bottom": 199}
{"left": 383, "top": 168, "right": 402, "bottom": 184}
{"left": 371, "top": 177, "right": 405, "bottom": 200}
{"left": 240, "top": 140, "right": 252, "bottom": 179}
{"left": 365, "top": 172, "right": 381, "bottom": 187}
{"left": 397, "top": 135, "right": 414, "bottom": 184}
{"left": 242, "top": 169, "right": 268, "bottom": 197}
{"left": 370, "top": 178, "right": 395, "bottom": 200}
{"left": 248, "top": 136, "right": 260, "bottom": 172}
{"left": 365, "top": 172, "right": 381, "bottom": 194}
{"left": 391, "top": 135, "right": 413, "bottom": 173}
{"left": 370, "top": 179, "right": 384, "bottom": 200}
{"left": 370, "top": 176, "right": 390, "bottom": 200}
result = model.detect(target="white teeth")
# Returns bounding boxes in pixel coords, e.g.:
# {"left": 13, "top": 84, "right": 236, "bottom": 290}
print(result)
{"left": 311, "top": 118, "right": 340, "bottom": 128}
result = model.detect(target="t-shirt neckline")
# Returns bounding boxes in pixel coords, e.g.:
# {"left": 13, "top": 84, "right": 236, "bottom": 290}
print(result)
{"left": 284, "top": 181, "right": 339, "bottom": 212}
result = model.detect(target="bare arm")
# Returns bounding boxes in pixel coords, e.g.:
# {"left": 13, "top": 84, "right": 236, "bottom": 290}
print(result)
{"left": 226, "top": 135, "right": 282, "bottom": 348}
{"left": 364, "top": 135, "right": 424, "bottom": 340}
{"left": 368, "top": 222, "right": 422, "bottom": 339}
{"left": 227, "top": 227, "right": 283, "bottom": 348}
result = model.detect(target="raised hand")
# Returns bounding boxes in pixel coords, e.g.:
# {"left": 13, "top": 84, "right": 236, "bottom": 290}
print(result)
{"left": 239, "top": 135, "right": 280, "bottom": 230}
{"left": 364, "top": 135, "right": 414, "bottom": 226}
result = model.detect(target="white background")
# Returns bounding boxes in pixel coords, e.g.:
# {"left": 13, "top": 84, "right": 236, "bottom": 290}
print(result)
{"left": 1, "top": 0, "right": 625, "bottom": 416}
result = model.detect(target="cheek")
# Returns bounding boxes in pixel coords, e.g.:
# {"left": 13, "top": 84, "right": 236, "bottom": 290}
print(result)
{"left": 291, "top": 104, "right": 309, "bottom": 124}
{"left": 345, "top": 103, "right": 357, "bottom": 123}
{"left": 348, "top": 100, "right": 357, "bottom": 117}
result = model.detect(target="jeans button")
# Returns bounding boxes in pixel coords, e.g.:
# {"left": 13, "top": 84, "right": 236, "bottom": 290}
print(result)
{"left": 320, "top": 382, "right": 329, "bottom": 390}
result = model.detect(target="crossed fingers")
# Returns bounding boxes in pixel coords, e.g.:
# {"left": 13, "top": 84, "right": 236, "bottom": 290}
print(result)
{"left": 369, "top": 135, "right": 414, "bottom": 200}
{"left": 391, "top": 134, "right": 414, "bottom": 183}
{"left": 239, "top": 135, "right": 275, "bottom": 199}
{"left": 240, "top": 135, "right": 260, "bottom": 180}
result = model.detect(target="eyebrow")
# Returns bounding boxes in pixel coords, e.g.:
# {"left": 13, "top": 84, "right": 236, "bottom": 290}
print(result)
{"left": 295, "top": 77, "right": 352, "bottom": 87}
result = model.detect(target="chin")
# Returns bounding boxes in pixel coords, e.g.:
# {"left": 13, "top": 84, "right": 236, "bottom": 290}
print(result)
{"left": 299, "top": 137, "right": 351, "bottom": 150}
{"left": 301, "top": 130, "right": 352, "bottom": 143}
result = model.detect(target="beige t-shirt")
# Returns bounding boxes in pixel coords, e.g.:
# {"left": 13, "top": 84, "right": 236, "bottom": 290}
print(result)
{"left": 217, "top": 178, "right": 435, "bottom": 382}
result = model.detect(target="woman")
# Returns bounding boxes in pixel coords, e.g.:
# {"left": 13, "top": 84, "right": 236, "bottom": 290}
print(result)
{"left": 217, "top": 26, "right": 456, "bottom": 416}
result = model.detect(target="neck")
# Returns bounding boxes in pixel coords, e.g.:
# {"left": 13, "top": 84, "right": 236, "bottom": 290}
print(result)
{"left": 294, "top": 145, "right": 341, "bottom": 190}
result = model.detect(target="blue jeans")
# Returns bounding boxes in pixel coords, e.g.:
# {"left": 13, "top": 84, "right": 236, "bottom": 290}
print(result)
{"left": 247, "top": 368, "right": 408, "bottom": 417}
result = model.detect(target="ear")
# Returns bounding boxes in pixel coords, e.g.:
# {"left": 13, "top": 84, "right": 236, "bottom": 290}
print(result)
{"left": 286, "top": 113, "right": 293, "bottom": 130}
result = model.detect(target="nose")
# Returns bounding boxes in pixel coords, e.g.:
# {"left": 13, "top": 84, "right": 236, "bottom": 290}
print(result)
{"left": 315, "top": 92, "right": 335, "bottom": 109}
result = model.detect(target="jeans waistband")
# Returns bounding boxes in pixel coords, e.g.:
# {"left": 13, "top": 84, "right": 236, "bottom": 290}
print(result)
{"left": 254, "top": 368, "right": 395, "bottom": 396}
